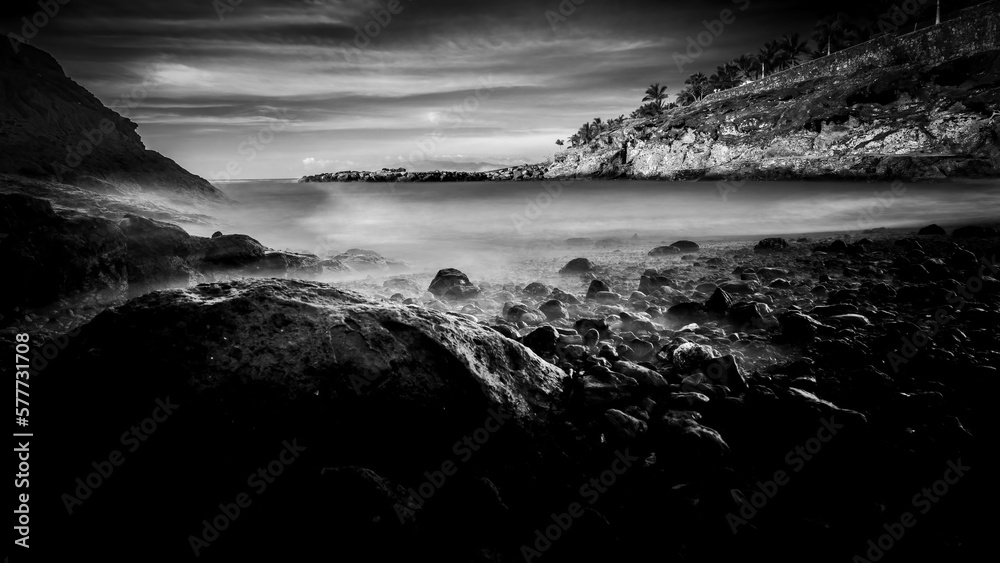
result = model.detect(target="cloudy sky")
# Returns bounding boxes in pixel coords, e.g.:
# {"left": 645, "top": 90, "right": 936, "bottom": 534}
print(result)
{"left": 4, "top": 0, "right": 884, "bottom": 179}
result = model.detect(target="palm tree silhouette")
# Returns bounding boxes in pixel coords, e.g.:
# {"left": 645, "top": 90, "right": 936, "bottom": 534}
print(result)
{"left": 781, "top": 33, "right": 811, "bottom": 66}
{"left": 642, "top": 83, "right": 669, "bottom": 113}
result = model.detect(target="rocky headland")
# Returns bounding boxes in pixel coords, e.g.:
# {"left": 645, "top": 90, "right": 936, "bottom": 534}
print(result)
{"left": 0, "top": 41, "right": 229, "bottom": 203}
{"left": 304, "top": 3, "right": 1000, "bottom": 184}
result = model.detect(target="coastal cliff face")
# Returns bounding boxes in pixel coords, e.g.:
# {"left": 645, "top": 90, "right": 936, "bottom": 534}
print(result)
{"left": 0, "top": 41, "right": 228, "bottom": 203}
{"left": 548, "top": 50, "right": 1000, "bottom": 181}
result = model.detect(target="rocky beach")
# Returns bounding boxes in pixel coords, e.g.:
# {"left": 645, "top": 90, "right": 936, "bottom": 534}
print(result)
{"left": 2, "top": 1, "right": 998, "bottom": 561}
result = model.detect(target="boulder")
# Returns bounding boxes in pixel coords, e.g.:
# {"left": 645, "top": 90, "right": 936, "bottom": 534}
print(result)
{"left": 648, "top": 245, "right": 681, "bottom": 256}
{"left": 670, "top": 240, "right": 700, "bottom": 251}
{"left": 37, "top": 279, "right": 566, "bottom": 560}
{"left": 918, "top": 224, "right": 946, "bottom": 236}
{"left": 586, "top": 279, "right": 611, "bottom": 300}
{"left": 639, "top": 274, "right": 674, "bottom": 295}
{"left": 560, "top": 257, "right": 596, "bottom": 273}
{"left": 428, "top": 268, "right": 476, "bottom": 297}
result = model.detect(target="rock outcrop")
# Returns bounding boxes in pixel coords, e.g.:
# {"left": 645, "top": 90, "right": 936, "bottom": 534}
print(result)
{"left": 0, "top": 41, "right": 228, "bottom": 203}
{"left": 548, "top": 48, "right": 1000, "bottom": 181}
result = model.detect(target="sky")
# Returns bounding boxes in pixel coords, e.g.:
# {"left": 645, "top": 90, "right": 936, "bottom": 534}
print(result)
{"left": 2, "top": 0, "right": 892, "bottom": 179}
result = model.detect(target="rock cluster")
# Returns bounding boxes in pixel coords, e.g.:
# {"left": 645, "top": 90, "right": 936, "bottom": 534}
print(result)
{"left": 26, "top": 227, "right": 997, "bottom": 561}
{"left": 300, "top": 164, "right": 549, "bottom": 183}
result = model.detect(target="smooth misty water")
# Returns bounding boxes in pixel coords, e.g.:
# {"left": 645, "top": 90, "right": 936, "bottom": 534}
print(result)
{"left": 187, "top": 179, "right": 1000, "bottom": 275}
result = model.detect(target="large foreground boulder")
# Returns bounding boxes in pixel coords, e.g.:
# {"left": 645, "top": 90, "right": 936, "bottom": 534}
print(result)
{"left": 37, "top": 279, "right": 567, "bottom": 560}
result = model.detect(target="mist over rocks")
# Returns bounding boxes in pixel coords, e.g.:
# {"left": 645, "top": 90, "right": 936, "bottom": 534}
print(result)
{"left": 20, "top": 225, "right": 998, "bottom": 561}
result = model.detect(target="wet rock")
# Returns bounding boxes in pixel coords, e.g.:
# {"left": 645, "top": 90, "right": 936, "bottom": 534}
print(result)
{"left": 575, "top": 318, "right": 611, "bottom": 338}
{"left": 670, "top": 240, "right": 700, "bottom": 251}
{"left": 918, "top": 224, "right": 946, "bottom": 236}
{"left": 639, "top": 274, "right": 674, "bottom": 294}
{"left": 560, "top": 257, "right": 596, "bottom": 273}
{"left": 428, "top": 268, "right": 476, "bottom": 297}
{"left": 522, "top": 325, "right": 560, "bottom": 357}
{"left": 118, "top": 214, "right": 201, "bottom": 295}
{"left": 757, "top": 267, "right": 790, "bottom": 281}
{"left": 37, "top": 278, "right": 567, "bottom": 559}
{"left": 953, "top": 225, "right": 998, "bottom": 238}
{"left": 755, "top": 238, "right": 789, "bottom": 252}
{"left": 505, "top": 303, "right": 546, "bottom": 325}
{"left": 613, "top": 360, "right": 670, "bottom": 389}
{"left": 539, "top": 299, "right": 568, "bottom": 321}
{"left": 384, "top": 278, "right": 421, "bottom": 294}
{"left": 703, "top": 354, "right": 748, "bottom": 393}
{"left": 672, "top": 342, "right": 718, "bottom": 371}
{"left": 442, "top": 285, "right": 482, "bottom": 302}
{"left": 523, "top": 282, "right": 550, "bottom": 297}
{"left": 0, "top": 194, "right": 128, "bottom": 317}
{"left": 705, "top": 287, "right": 733, "bottom": 316}
{"left": 604, "top": 409, "right": 648, "bottom": 441}
{"left": 780, "top": 311, "right": 829, "bottom": 342}
{"left": 727, "top": 301, "right": 773, "bottom": 329}
{"left": 650, "top": 412, "right": 729, "bottom": 465}
{"left": 195, "top": 234, "right": 267, "bottom": 268}
{"left": 587, "top": 279, "right": 611, "bottom": 299}
{"left": 719, "top": 280, "right": 760, "bottom": 295}
{"left": 595, "top": 291, "right": 622, "bottom": 305}
{"left": 666, "top": 301, "right": 702, "bottom": 322}
{"left": 648, "top": 245, "right": 681, "bottom": 256}
{"left": 332, "top": 248, "right": 394, "bottom": 272}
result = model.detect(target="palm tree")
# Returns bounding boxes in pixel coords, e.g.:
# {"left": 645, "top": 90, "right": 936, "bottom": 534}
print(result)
{"left": 642, "top": 83, "right": 669, "bottom": 110}
{"left": 733, "top": 54, "right": 757, "bottom": 82}
{"left": 676, "top": 87, "right": 697, "bottom": 106}
{"left": 781, "top": 33, "right": 810, "bottom": 66}
{"left": 685, "top": 72, "right": 709, "bottom": 101}
{"left": 757, "top": 42, "right": 780, "bottom": 77}
{"left": 636, "top": 103, "right": 662, "bottom": 118}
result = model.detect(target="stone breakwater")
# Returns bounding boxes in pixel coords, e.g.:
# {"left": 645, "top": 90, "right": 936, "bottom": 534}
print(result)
{"left": 300, "top": 164, "right": 548, "bottom": 183}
